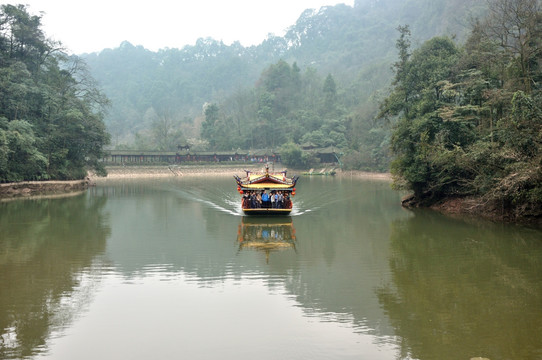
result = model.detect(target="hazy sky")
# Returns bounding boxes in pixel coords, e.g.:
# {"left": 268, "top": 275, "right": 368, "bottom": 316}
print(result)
{"left": 11, "top": 0, "right": 355, "bottom": 54}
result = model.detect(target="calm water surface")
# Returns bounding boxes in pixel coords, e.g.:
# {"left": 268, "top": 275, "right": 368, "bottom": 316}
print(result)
{"left": 1, "top": 175, "right": 542, "bottom": 360}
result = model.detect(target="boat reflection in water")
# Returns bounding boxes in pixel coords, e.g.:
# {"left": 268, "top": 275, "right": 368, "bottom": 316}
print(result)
{"left": 237, "top": 217, "right": 297, "bottom": 262}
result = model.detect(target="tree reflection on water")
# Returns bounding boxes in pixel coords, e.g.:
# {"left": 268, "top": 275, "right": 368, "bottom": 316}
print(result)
{"left": 377, "top": 210, "right": 542, "bottom": 360}
{"left": 0, "top": 193, "right": 110, "bottom": 360}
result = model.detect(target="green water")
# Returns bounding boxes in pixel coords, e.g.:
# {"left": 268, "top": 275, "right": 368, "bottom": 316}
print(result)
{"left": 1, "top": 176, "right": 541, "bottom": 360}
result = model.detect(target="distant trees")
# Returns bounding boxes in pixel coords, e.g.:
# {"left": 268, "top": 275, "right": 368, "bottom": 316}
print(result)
{"left": 381, "top": 0, "right": 542, "bottom": 219}
{"left": 84, "top": 39, "right": 260, "bottom": 149}
{"left": 201, "top": 103, "right": 220, "bottom": 147}
{"left": 150, "top": 111, "right": 186, "bottom": 151}
{"left": 0, "top": 5, "right": 109, "bottom": 182}
{"left": 198, "top": 59, "right": 353, "bottom": 158}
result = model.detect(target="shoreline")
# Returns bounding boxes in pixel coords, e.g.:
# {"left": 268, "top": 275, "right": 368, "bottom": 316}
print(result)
{"left": 89, "top": 165, "right": 392, "bottom": 182}
{"left": 2, "top": 166, "right": 538, "bottom": 225}
{"left": 0, "top": 165, "right": 391, "bottom": 199}
{"left": 0, "top": 179, "right": 89, "bottom": 199}
{"left": 403, "top": 194, "right": 542, "bottom": 226}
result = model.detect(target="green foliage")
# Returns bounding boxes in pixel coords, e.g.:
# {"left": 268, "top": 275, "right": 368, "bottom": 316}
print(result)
{"left": 0, "top": 5, "right": 109, "bottom": 182}
{"left": 197, "top": 60, "right": 353, "bottom": 153}
{"left": 0, "top": 118, "right": 47, "bottom": 181}
{"left": 385, "top": 35, "right": 461, "bottom": 196}
{"left": 382, "top": 0, "right": 542, "bottom": 218}
{"left": 278, "top": 142, "right": 320, "bottom": 169}
{"left": 279, "top": 142, "right": 303, "bottom": 167}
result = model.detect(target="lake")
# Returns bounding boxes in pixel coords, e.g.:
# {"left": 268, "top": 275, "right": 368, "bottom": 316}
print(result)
{"left": 1, "top": 175, "right": 542, "bottom": 360}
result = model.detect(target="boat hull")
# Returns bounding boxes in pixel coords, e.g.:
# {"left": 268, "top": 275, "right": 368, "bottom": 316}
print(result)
{"left": 242, "top": 208, "right": 292, "bottom": 215}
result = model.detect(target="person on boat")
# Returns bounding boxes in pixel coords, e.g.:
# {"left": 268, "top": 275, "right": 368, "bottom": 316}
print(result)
{"left": 243, "top": 191, "right": 251, "bottom": 209}
{"left": 284, "top": 192, "right": 291, "bottom": 208}
{"left": 261, "top": 190, "right": 270, "bottom": 208}
{"left": 270, "top": 191, "right": 275, "bottom": 208}
{"left": 256, "top": 191, "right": 262, "bottom": 208}
{"left": 278, "top": 192, "right": 284, "bottom": 208}
{"left": 251, "top": 191, "right": 258, "bottom": 208}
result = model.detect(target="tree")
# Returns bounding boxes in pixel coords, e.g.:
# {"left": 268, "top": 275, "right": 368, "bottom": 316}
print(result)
{"left": 279, "top": 142, "right": 304, "bottom": 168}
{"left": 482, "top": 0, "right": 542, "bottom": 93}
{"left": 0, "top": 118, "right": 47, "bottom": 182}
{"left": 383, "top": 35, "right": 461, "bottom": 197}
{"left": 379, "top": 25, "right": 412, "bottom": 121}
{"left": 323, "top": 73, "right": 337, "bottom": 112}
{"left": 257, "top": 60, "right": 303, "bottom": 134}
{"left": 201, "top": 103, "right": 220, "bottom": 148}
{"left": 0, "top": 4, "right": 55, "bottom": 72}
{"left": 0, "top": 61, "right": 36, "bottom": 121}
{"left": 151, "top": 110, "right": 185, "bottom": 151}
{"left": 0, "top": 5, "right": 110, "bottom": 181}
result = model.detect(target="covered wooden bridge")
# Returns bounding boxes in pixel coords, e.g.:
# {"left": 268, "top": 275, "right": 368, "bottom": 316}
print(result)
{"left": 102, "top": 147, "right": 341, "bottom": 165}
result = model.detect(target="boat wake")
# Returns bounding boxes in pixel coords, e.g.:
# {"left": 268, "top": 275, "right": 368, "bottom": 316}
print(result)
{"left": 290, "top": 200, "right": 314, "bottom": 216}
{"left": 290, "top": 208, "right": 313, "bottom": 216}
{"left": 165, "top": 185, "right": 243, "bottom": 216}
{"left": 201, "top": 197, "right": 243, "bottom": 216}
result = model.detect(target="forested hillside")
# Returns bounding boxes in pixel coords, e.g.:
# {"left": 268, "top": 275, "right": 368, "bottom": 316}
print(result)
{"left": 380, "top": 0, "right": 542, "bottom": 221}
{"left": 0, "top": 4, "right": 109, "bottom": 182}
{"left": 83, "top": 0, "right": 485, "bottom": 170}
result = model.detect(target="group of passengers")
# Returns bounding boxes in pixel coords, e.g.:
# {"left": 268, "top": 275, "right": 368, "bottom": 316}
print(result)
{"left": 242, "top": 190, "right": 291, "bottom": 209}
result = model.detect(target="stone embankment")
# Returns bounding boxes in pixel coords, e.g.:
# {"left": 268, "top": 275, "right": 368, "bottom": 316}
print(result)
{"left": 0, "top": 179, "right": 90, "bottom": 198}
{"left": 92, "top": 165, "right": 391, "bottom": 180}
{"left": 93, "top": 165, "right": 258, "bottom": 180}
{"left": 91, "top": 165, "right": 392, "bottom": 181}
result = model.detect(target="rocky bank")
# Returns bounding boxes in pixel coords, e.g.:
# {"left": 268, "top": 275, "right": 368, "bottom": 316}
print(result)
{"left": 0, "top": 179, "right": 90, "bottom": 198}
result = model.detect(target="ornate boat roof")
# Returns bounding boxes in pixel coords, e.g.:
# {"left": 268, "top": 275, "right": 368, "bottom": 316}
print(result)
{"left": 234, "top": 165, "right": 298, "bottom": 190}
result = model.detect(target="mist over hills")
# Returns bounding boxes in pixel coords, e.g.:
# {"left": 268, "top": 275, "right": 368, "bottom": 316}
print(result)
{"left": 83, "top": 0, "right": 486, "bottom": 159}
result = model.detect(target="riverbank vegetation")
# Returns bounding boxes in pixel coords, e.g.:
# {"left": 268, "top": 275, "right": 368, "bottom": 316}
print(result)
{"left": 380, "top": 0, "right": 542, "bottom": 221}
{"left": 0, "top": 4, "right": 109, "bottom": 183}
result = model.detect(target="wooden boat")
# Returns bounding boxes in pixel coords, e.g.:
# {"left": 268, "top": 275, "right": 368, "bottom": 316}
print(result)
{"left": 234, "top": 164, "right": 298, "bottom": 215}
